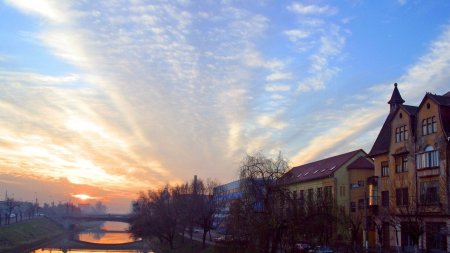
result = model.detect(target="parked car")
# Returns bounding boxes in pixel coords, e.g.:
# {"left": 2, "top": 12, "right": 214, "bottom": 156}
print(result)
{"left": 295, "top": 242, "right": 312, "bottom": 253}
{"left": 214, "top": 235, "right": 228, "bottom": 242}
{"left": 308, "top": 246, "right": 334, "bottom": 253}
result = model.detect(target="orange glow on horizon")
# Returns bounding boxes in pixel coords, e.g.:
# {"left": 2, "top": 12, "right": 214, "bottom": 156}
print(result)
{"left": 72, "top": 194, "right": 96, "bottom": 201}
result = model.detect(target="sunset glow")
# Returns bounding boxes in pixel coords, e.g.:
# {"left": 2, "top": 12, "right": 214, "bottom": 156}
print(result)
{"left": 72, "top": 194, "right": 96, "bottom": 201}
{"left": 0, "top": 0, "right": 449, "bottom": 212}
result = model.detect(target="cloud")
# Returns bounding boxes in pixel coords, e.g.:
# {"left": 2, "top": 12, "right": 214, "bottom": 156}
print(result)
{"left": 4, "top": 0, "right": 71, "bottom": 23}
{"left": 257, "top": 115, "right": 288, "bottom": 130}
{"left": 287, "top": 3, "right": 337, "bottom": 15}
{"left": 3, "top": 0, "right": 450, "bottom": 213}
{"left": 291, "top": 23, "right": 450, "bottom": 165}
{"left": 284, "top": 29, "right": 310, "bottom": 42}
{"left": 398, "top": 0, "right": 407, "bottom": 6}
{"left": 297, "top": 24, "right": 345, "bottom": 92}
{"left": 266, "top": 71, "right": 293, "bottom": 81}
{"left": 265, "top": 84, "right": 291, "bottom": 92}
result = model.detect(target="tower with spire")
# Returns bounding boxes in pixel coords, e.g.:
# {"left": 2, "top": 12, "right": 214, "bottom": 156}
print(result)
{"left": 387, "top": 83, "right": 405, "bottom": 113}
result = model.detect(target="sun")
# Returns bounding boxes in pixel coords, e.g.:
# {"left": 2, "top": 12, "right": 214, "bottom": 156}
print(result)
{"left": 72, "top": 194, "right": 94, "bottom": 201}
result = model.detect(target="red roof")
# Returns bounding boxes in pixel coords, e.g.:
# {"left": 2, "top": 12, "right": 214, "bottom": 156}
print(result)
{"left": 280, "top": 149, "right": 364, "bottom": 185}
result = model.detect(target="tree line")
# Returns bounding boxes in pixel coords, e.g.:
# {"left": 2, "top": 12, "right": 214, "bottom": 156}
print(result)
{"left": 129, "top": 177, "right": 219, "bottom": 249}
{"left": 129, "top": 153, "right": 357, "bottom": 253}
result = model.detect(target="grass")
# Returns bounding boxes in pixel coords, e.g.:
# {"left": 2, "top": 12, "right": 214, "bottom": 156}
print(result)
{"left": 150, "top": 236, "right": 220, "bottom": 253}
{"left": 0, "top": 217, "right": 65, "bottom": 251}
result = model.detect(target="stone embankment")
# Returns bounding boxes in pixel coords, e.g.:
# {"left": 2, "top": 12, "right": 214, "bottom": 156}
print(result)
{"left": 0, "top": 216, "right": 66, "bottom": 252}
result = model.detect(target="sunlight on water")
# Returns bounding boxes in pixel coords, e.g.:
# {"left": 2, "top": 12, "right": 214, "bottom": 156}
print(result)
{"left": 78, "top": 231, "right": 135, "bottom": 244}
{"left": 32, "top": 250, "right": 140, "bottom": 253}
{"left": 29, "top": 222, "right": 148, "bottom": 253}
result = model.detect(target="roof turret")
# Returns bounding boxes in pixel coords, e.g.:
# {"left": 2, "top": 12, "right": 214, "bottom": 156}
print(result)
{"left": 388, "top": 83, "right": 405, "bottom": 113}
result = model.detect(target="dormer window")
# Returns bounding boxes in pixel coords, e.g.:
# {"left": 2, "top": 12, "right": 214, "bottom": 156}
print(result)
{"left": 395, "top": 125, "right": 408, "bottom": 143}
{"left": 422, "top": 116, "right": 437, "bottom": 135}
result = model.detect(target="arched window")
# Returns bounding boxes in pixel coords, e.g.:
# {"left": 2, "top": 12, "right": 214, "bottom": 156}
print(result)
{"left": 416, "top": 145, "right": 439, "bottom": 169}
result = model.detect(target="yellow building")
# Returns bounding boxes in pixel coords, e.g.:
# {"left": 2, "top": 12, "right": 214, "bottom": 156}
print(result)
{"left": 368, "top": 84, "right": 450, "bottom": 252}
{"left": 280, "top": 149, "right": 374, "bottom": 244}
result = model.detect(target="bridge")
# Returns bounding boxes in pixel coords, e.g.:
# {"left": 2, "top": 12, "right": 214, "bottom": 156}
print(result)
{"left": 62, "top": 213, "right": 132, "bottom": 223}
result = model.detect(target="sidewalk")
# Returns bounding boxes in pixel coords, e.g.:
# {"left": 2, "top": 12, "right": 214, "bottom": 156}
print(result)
{"left": 182, "top": 230, "right": 217, "bottom": 246}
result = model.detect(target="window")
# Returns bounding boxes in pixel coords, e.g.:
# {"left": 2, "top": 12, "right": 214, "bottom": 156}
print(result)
{"left": 299, "top": 190, "right": 305, "bottom": 207}
{"left": 395, "top": 125, "right": 409, "bottom": 142}
{"left": 381, "top": 161, "right": 389, "bottom": 177}
{"left": 381, "top": 191, "right": 389, "bottom": 207}
{"left": 426, "top": 222, "right": 447, "bottom": 251}
{"left": 422, "top": 116, "right": 437, "bottom": 135}
{"left": 324, "top": 186, "right": 332, "bottom": 201}
{"left": 358, "top": 180, "right": 365, "bottom": 187}
{"left": 293, "top": 190, "right": 297, "bottom": 200}
{"left": 358, "top": 199, "right": 365, "bottom": 210}
{"left": 307, "top": 188, "right": 313, "bottom": 204}
{"left": 420, "top": 181, "right": 439, "bottom": 205}
{"left": 317, "top": 187, "right": 323, "bottom": 202}
{"left": 416, "top": 146, "right": 439, "bottom": 169}
{"left": 350, "top": 202, "right": 356, "bottom": 212}
{"left": 339, "top": 185, "right": 345, "bottom": 197}
{"left": 395, "top": 155, "right": 408, "bottom": 173}
{"left": 396, "top": 188, "right": 409, "bottom": 206}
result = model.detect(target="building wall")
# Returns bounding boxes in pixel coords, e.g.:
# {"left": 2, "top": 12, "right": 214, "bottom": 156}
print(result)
{"left": 415, "top": 98, "right": 449, "bottom": 212}
{"left": 285, "top": 150, "right": 374, "bottom": 243}
{"left": 372, "top": 97, "right": 450, "bottom": 252}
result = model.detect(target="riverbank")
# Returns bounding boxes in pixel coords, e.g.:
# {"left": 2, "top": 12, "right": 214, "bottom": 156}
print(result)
{"left": 0, "top": 217, "right": 66, "bottom": 252}
{"left": 151, "top": 236, "right": 218, "bottom": 253}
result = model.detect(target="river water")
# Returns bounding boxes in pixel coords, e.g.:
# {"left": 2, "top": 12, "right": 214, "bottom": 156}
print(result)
{"left": 30, "top": 221, "right": 149, "bottom": 253}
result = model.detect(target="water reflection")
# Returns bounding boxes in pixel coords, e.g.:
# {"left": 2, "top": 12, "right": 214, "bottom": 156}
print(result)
{"left": 30, "top": 221, "right": 147, "bottom": 253}
{"left": 32, "top": 250, "right": 140, "bottom": 253}
{"left": 78, "top": 232, "right": 135, "bottom": 244}
{"left": 77, "top": 221, "right": 134, "bottom": 244}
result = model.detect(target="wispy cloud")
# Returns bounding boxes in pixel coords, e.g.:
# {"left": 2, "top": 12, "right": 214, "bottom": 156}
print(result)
{"left": 266, "top": 71, "right": 293, "bottom": 81}
{"left": 398, "top": 0, "right": 408, "bottom": 6}
{"left": 285, "top": 3, "right": 346, "bottom": 93}
{"left": 287, "top": 3, "right": 337, "bottom": 15}
{"left": 291, "top": 22, "right": 450, "bottom": 165}
{"left": 2, "top": 0, "right": 450, "bottom": 212}
{"left": 284, "top": 29, "right": 310, "bottom": 42}
{"left": 5, "top": 0, "right": 71, "bottom": 23}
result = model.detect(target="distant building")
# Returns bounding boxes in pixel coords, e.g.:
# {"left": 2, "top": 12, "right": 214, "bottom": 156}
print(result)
{"left": 368, "top": 84, "right": 450, "bottom": 252}
{"left": 213, "top": 179, "right": 242, "bottom": 233}
{"left": 280, "top": 149, "right": 375, "bottom": 245}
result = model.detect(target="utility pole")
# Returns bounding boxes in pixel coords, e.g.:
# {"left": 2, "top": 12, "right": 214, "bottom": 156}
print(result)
{"left": 363, "top": 190, "right": 368, "bottom": 251}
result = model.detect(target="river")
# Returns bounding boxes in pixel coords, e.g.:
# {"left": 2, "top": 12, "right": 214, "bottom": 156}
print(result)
{"left": 29, "top": 221, "right": 150, "bottom": 253}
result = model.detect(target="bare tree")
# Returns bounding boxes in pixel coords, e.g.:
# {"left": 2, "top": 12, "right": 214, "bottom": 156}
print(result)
{"left": 4, "top": 197, "right": 19, "bottom": 224}
{"left": 194, "top": 178, "right": 220, "bottom": 248}
{"left": 227, "top": 152, "right": 290, "bottom": 253}
{"left": 130, "top": 186, "right": 179, "bottom": 249}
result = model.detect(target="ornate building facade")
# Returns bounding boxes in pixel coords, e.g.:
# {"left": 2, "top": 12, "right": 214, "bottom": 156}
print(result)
{"left": 368, "top": 84, "right": 450, "bottom": 252}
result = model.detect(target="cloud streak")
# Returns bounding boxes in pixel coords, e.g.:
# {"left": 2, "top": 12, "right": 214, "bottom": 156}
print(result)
{"left": 1, "top": 1, "right": 450, "bottom": 211}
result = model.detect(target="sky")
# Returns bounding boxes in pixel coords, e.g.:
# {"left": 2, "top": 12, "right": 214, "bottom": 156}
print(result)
{"left": 0, "top": 0, "right": 450, "bottom": 212}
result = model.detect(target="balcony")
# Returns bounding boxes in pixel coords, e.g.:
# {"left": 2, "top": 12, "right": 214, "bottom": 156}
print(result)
{"left": 417, "top": 168, "right": 440, "bottom": 177}
{"left": 416, "top": 150, "right": 440, "bottom": 178}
